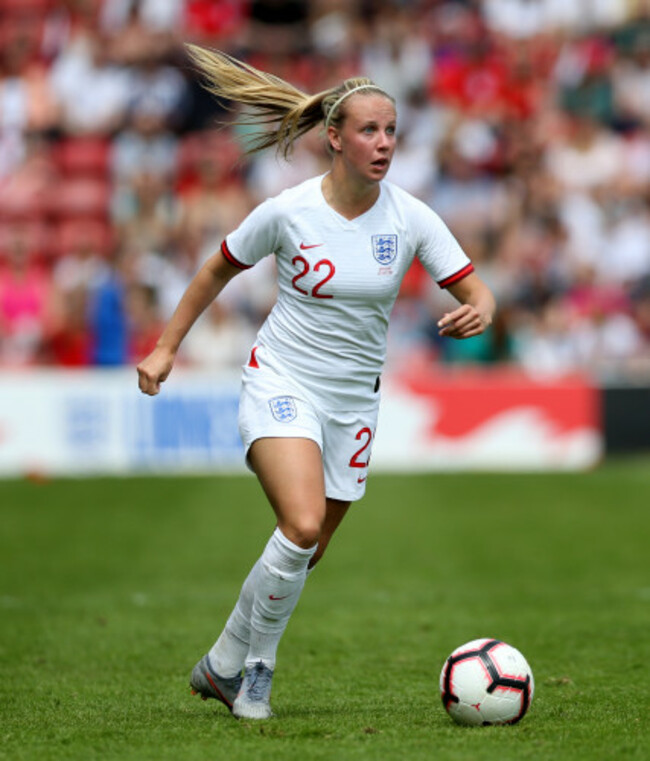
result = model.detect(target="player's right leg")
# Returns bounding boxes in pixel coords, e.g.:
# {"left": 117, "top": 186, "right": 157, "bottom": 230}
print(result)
{"left": 249, "top": 436, "right": 326, "bottom": 549}
{"left": 190, "top": 558, "right": 262, "bottom": 710}
{"left": 193, "top": 366, "right": 327, "bottom": 718}
{"left": 230, "top": 436, "right": 324, "bottom": 719}
{"left": 190, "top": 654, "right": 243, "bottom": 711}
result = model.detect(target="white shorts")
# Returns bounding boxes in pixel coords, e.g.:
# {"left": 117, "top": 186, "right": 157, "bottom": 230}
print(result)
{"left": 238, "top": 364, "right": 380, "bottom": 502}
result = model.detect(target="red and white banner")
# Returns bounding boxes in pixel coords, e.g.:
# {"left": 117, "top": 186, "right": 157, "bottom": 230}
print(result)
{"left": 373, "top": 366, "right": 602, "bottom": 470}
{"left": 0, "top": 367, "right": 602, "bottom": 476}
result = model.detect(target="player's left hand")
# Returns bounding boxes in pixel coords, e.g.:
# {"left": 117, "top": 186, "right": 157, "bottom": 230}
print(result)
{"left": 437, "top": 304, "right": 491, "bottom": 339}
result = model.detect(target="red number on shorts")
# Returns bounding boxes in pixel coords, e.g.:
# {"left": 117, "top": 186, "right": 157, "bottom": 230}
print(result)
{"left": 291, "top": 257, "right": 335, "bottom": 299}
{"left": 349, "top": 427, "right": 373, "bottom": 468}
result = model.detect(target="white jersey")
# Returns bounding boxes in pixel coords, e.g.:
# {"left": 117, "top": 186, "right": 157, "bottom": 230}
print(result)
{"left": 223, "top": 175, "right": 473, "bottom": 410}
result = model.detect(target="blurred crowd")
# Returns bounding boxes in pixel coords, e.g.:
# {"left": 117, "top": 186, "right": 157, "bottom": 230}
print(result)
{"left": 1, "top": 0, "right": 650, "bottom": 380}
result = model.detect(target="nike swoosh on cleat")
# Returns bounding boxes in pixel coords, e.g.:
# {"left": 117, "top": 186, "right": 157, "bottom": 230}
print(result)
{"left": 204, "top": 671, "right": 234, "bottom": 708}
{"left": 300, "top": 242, "right": 324, "bottom": 249}
{"left": 269, "top": 594, "right": 289, "bottom": 600}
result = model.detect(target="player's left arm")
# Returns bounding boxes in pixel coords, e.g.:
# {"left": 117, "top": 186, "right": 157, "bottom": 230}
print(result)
{"left": 438, "top": 272, "right": 496, "bottom": 339}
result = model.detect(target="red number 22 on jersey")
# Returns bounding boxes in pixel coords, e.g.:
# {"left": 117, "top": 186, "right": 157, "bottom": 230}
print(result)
{"left": 291, "top": 256, "right": 335, "bottom": 299}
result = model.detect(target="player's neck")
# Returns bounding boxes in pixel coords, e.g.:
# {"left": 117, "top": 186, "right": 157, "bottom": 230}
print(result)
{"left": 321, "top": 171, "right": 380, "bottom": 221}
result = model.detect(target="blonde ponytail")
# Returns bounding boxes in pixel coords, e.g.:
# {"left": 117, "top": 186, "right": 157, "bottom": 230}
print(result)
{"left": 185, "top": 44, "right": 393, "bottom": 158}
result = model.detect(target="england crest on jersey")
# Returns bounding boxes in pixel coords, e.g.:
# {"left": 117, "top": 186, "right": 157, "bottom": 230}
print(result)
{"left": 269, "top": 396, "right": 297, "bottom": 422}
{"left": 372, "top": 235, "right": 398, "bottom": 265}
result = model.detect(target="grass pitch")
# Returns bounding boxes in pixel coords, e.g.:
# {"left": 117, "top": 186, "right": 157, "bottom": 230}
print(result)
{"left": 1, "top": 461, "right": 649, "bottom": 761}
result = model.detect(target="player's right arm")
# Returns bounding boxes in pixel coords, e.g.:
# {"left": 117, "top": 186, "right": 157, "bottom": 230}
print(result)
{"left": 137, "top": 249, "right": 243, "bottom": 396}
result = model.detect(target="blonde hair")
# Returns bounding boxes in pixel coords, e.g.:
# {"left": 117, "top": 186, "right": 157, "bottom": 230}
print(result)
{"left": 185, "top": 44, "right": 393, "bottom": 159}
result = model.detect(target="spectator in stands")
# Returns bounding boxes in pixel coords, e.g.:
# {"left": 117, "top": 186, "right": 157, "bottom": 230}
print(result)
{"left": 175, "top": 129, "right": 251, "bottom": 251}
{"left": 86, "top": 248, "right": 129, "bottom": 366}
{"left": 49, "top": 30, "right": 130, "bottom": 135}
{"left": 545, "top": 114, "right": 623, "bottom": 192}
{"left": 124, "top": 50, "right": 190, "bottom": 132}
{"left": 180, "top": 299, "right": 258, "bottom": 370}
{"left": 46, "top": 286, "right": 92, "bottom": 366}
{"left": 612, "top": 34, "right": 650, "bottom": 126}
{"left": 359, "top": 7, "right": 431, "bottom": 112}
{"left": 0, "top": 20, "right": 58, "bottom": 137}
{"left": 126, "top": 281, "right": 165, "bottom": 363}
{"left": 0, "top": 225, "right": 59, "bottom": 366}
{"left": 111, "top": 103, "right": 179, "bottom": 185}
{"left": 112, "top": 169, "right": 179, "bottom": 258}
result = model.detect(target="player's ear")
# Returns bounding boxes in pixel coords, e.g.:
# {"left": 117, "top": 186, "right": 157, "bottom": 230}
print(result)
{"left": 327, "top": 125, "right": 342, "bottom": 153}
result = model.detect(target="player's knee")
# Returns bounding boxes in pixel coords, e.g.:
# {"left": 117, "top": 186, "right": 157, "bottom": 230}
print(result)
{"left": 280, "top": 516, "right": 322, "bottom": 549}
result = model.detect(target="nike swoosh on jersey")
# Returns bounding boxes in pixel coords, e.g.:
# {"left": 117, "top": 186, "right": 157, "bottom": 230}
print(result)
{"left": 299, "top": 242, "right": 324, "bottom": 249}
{"left": 357, "top": 476, "right": 367, "bottom": 484}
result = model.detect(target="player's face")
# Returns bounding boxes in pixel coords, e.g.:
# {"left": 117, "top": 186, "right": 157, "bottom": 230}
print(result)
{"left": 330, "top": 94, "right": 397, "bottom": 184}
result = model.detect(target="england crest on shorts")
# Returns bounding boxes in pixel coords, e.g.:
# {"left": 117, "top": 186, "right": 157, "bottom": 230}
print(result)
{"left": 269, "top": 396, "right": 297, "bottom": 422}
{"left": 372, "top": 234, "right": 398, "bottom": 265}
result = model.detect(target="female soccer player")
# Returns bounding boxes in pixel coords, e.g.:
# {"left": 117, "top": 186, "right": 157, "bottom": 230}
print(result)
{"left": 137, "top": 45, "right": 496, "bottom": 720}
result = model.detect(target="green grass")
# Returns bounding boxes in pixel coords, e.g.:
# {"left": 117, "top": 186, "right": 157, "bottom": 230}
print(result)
{"left": 1, "top": 461, "right": 649, "bottom": 760}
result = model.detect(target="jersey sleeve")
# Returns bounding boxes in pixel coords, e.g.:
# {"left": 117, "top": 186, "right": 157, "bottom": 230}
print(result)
{"left": 221, "top": 196, "right": 281, "bottom": 269}
{"left": 412, "top": 201, "right": 474, "bottom": 288}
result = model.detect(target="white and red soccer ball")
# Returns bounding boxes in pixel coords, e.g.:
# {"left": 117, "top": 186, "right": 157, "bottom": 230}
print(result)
{"left": 440, "top": 638, "right": 534, "bottom": 726}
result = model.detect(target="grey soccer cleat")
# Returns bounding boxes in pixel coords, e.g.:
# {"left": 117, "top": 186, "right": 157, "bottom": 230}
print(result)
{"left": 232, "top": 660, "right": 274, "bottom": 719}
{"left": 190, "top": 655, "right": 242, "bottom": 712}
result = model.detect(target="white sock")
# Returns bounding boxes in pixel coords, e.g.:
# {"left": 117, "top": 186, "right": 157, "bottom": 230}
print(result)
{"left": 208, "top": 559, "right": 261, "bottom": 678}
{"left": 246, "top": 527, "right": 317, "bottom": 671}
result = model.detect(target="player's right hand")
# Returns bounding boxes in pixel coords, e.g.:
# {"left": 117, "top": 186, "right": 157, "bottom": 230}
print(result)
{"left": 137, "top": 347, "right": 175, "bottom": 396}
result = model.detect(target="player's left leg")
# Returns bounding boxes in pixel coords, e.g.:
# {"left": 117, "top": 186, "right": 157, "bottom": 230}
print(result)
{"left": 233, "top": 436, "right": 324, "bottom": 719}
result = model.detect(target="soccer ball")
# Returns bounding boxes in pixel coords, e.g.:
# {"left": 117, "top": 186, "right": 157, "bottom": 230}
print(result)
{"left": 440, "top": 638, "right": 534, "bottom": 726}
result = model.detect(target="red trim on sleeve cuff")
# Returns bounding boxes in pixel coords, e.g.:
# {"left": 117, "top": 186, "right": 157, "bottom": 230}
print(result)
{"left": 221, "top": 240, "right": 252, "bottom": 270}
{"left": 438, "top": 263, "right": 474, "bottom": 289}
